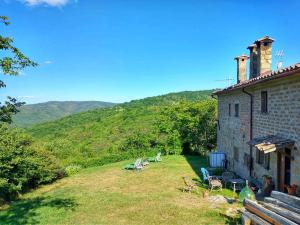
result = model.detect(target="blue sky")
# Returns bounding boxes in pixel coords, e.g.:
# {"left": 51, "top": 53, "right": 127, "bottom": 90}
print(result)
{"left": 1, "top": 0, "right": 300, "bottom": 104}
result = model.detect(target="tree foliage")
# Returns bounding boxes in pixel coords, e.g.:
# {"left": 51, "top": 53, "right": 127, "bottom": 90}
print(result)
{"left": 0, "top": 124, "right": 62, "bottom": 202}
{"left": 0, "top": 16, "right": 37, "bottom": 124}
{"left": 159, "top": 100, "right": 217, "bottom": 155}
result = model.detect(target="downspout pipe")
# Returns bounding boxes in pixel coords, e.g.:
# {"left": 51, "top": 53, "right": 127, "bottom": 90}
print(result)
{"left": 242, "top": 87, "right": 253, "bottom": 177}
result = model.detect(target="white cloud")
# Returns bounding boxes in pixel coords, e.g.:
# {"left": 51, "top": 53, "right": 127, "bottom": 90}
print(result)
{"left": 17, "top": 96, "right": 36, "bottom": 99}
{"left": 24, "top": 0, "right": 69, "bottom": 7}
{"left": 44, "top": 60, "right": 53, "bottom": 64}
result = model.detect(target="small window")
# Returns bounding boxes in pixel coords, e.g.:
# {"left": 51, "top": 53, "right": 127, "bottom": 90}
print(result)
{"left": 263, "top": 42, "right": 268, "bottom": 46}
{"left": 234, "top": 104, "right": 239, "bottom": 117}
{"left": 261, "top": 91, "right": 268, "bottom": 113}
{"left": 234, "top": 147, "right": 239, "bottom": 162}
{"left": 244, "top": 153, "right": 251, "bottom": 169}
{"left": 256, "top": 149, "right": 270, "bottom": 170}
{"left": 228, "top": 104, "right": 231, "bottom": 116}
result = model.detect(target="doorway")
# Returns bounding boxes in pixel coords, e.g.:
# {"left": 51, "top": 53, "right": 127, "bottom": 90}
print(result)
{"left": 277, "top": 148, "right": 292, "bottom": 192}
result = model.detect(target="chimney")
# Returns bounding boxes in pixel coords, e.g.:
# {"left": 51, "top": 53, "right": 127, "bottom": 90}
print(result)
{"left": 255, "top": 36, "right": 275, "bottom": 75}
{"left": 247, "top": 44, "right": 258, "bottom": 79}
{"left": 234, "top": 55, "right": 249, "bottom": 84}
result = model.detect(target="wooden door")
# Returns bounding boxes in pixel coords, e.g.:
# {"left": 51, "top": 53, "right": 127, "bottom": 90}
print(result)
{"left": 277, "top": 148, "right": 292, "bottom": 192}
{"left": 277, "top": 151, "right": 285, "bottom": 192}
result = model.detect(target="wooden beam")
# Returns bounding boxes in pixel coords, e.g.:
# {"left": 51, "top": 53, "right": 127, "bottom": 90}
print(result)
{"left": 271, "top": 191, "right": 300, "bottom": 209}
{"left": 243, "top": 211, "right": 272, "bottom": 225}
{"left": 244, "top": 199, "right": 297, "bottom": 225}
{"left": 261, "top": 202, "right": 300, "bottom": 224}
{"left": 264, "top": 197, "right": 300, "bottom": 214}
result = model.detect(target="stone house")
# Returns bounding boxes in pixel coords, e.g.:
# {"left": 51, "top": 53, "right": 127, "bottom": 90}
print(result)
{"left": 213, "top": 36, "right": 300, "bottom": 192}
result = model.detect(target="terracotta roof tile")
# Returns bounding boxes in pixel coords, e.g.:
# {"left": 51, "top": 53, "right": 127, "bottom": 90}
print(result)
{"left": 214, "top": 62, "right": 300, "bottom": 95}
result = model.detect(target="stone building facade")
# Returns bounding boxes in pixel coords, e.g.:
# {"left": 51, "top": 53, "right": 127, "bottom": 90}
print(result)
{"left": 214, "top": 36, "right": 300, "bottom": 191}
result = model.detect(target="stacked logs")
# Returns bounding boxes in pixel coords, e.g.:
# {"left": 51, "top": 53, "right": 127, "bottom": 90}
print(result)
{"left": 242, "top": 191, "right": 300, "bottom": 225}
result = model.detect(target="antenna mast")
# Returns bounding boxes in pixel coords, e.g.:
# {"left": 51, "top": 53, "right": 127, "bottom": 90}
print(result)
{"left": 275, "top": 50, "right": 284, "bottom": 69}
{"left": 215, "top": 75, "right": 234, "bottom": 87}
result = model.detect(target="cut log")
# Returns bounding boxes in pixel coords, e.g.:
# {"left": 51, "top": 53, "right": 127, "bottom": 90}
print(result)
{"left": 244, "top": 199, "right": 297, "bottom": 225}
{"left": 241, "top": 213, "right": 251, "bottom": 225}
{"left": 261, "top": 202, "right": 300, "bottom": 224}
{"left": 243, "top": 211, "right": 272, "bottom": 225}
{"left": 271, "top": 191, "right": 300, "bottom": 209}
{"left": 264, "top": 197, "right": 300, "bottom": 215}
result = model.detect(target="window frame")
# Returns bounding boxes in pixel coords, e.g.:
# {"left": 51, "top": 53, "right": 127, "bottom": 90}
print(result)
{"left": 234, "top": 146, "right": 239, "bottom": 162}
{"left": 228, "top": 103, "right": 231, "bottom": 117}
{"left": 261, "top": 91, "right": 268, "bottom": 114}
{"left": 234, "top": 103, "right": 239, "bottom": 117}
{"left": 256, "top": 149, "right": 270, "bottom": 170}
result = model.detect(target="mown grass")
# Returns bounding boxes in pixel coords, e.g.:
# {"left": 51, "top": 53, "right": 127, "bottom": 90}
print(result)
{"left": 0, "top": 155, "right": 241, "bottom": 225}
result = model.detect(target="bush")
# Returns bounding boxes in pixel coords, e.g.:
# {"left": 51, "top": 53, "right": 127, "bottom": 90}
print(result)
{"left": 65, "top": 165, "right": 82, "bottom": 176}
{"left": 0, "top": 124, "right": 63, "bottom": 203}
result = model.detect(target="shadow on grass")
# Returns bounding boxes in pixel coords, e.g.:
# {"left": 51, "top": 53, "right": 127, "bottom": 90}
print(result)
{"left": 183, "top": 154, "right": 208, "bottom": 180}
{"left": 0, "top": 196, "right": 78, "bottom": 225}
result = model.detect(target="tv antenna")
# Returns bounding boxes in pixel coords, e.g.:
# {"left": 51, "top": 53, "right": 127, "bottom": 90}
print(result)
{"left": 215, "top": 75, "right": 234, "bottom": 87}
{"left": 275, "top": 50, "right": 284, "bottom": 69}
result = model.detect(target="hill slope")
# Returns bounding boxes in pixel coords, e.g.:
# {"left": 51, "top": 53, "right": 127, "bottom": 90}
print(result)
{"left": 13, "top": 101, "right": 116, "bottom": 127}
{"left": 28, "top": 90, "right": 216, "bottom": 167}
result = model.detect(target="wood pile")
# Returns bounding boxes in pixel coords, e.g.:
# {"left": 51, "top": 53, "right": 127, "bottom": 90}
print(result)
{"left": 242, "top": 191, "right": 300, "bottom": 225}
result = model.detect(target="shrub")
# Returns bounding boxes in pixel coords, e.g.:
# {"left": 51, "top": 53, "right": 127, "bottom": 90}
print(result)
{"left": 0, "top": 124, "right": 62, "bottom": 203}
{"left": 65, "top": 165, "right": 82, "bottom": 176}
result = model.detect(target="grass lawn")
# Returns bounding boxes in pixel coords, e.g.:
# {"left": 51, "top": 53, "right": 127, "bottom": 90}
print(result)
{"left": 0, "top": 155, "right": 241, "bottom": 225}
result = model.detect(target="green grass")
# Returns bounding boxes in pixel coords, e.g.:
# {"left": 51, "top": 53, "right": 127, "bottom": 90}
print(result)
{"left": 0, "top": 156, "right": 241, "bottom": 225}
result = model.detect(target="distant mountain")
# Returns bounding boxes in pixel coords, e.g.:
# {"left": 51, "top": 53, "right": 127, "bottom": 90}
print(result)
{"left": 13, "top": 101, "right": 116, "bottom": 127}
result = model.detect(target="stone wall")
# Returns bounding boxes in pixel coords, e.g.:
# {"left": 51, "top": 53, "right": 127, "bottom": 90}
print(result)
{"left": 217, "top": 90, "right": 251, "bottom": 179}
{"left": 251, "top": 74, "right": 300, "bottom": 186}
{"left": 217, "top": 73, "right": 300, "bottom": 187}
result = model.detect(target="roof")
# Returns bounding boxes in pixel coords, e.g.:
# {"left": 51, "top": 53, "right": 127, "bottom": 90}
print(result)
{"left": 247, "top": 135, "right": 295, "bottom": 154}
{"left": 213, "top": 62, "right": 300, "bottom": 95}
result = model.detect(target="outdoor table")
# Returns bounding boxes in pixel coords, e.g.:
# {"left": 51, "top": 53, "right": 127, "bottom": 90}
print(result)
{"left": 230, "top": 178, "right": 245, "bottom": 192}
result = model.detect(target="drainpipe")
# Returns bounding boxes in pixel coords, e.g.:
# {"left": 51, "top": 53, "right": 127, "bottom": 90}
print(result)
{"left": 242, "top": 87, "right": 253, "bottom": 177}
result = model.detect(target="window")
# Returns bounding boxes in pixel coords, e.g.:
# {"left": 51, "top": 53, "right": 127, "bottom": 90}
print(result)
{"left": 256, "top": 149, "right": 270, "bottom": 170}
{"left": 234, "top": 104, "right": 239, "bottom": 117}
{"left": 228, "top": 104, "right": 231, "bottom": 116}
{"left": 234, "top": 147, "right": 239, "bottom": 162}
{"left": 244, "top": 153, "right": 251, "bottom": 169}
{"left": 261, "top": 91, "right": 268, "bottom": 113}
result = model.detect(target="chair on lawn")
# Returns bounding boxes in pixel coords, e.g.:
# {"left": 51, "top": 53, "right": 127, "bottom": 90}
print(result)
{"left": 123, "top": 158, "right": 143, "bottom": 170}
{"left": 221, "top": 171, "right": 235, "bottom": 188}
{"left": 142, "top": 159, "right": 149, "bottom": 166}
{"left": 208, "top": 176, "right": 223, "bottom": 191}
{"left": 147, "top": 152, "right": 162, "bottom": 162}
{"left": 182, "top": 176, "right": 198, "bottom": 193}
{"left": 200, "top": 168, "right": 223, "bottom": 191}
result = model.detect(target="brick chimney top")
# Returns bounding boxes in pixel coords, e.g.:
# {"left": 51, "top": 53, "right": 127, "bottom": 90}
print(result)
{"left": 235, "top": 54, "right": 249, "bottom": 84}
{"left": 234, "top": 54, "right": 249, "bottom": 61}
{"left": 247, "top": 44, "right": 257, "bottom": 50}
{"left": 255, "top": 36, "right": 275, "bottom": 45}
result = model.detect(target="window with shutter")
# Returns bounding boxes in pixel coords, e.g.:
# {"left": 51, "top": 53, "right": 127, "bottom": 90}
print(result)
{"left": 261, "top": 91, "right": 268, "bottom": 113}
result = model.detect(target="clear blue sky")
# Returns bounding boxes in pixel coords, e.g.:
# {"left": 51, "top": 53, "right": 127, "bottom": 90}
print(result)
{"left": 1, "top": 0, "right": 300, "bottom": 104}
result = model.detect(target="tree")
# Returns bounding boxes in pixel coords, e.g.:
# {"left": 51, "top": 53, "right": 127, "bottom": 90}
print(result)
{"left": 160, "top": 100, "right": 217, "bottom": 155}
{"left": 0, "top": 16, "right": 37, "bottom": 123}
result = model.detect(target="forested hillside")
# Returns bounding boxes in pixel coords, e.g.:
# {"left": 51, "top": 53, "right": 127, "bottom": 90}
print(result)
{"left": 13, "top": 101, "right": 116, "bottom": 127}
{"left": 28, "top": 90, "right": 217, "bottom": 167}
